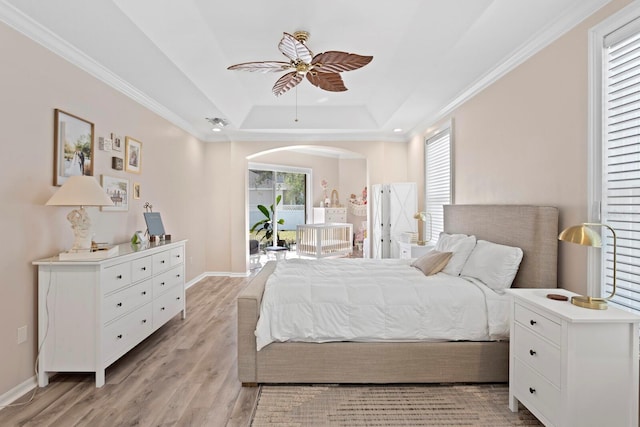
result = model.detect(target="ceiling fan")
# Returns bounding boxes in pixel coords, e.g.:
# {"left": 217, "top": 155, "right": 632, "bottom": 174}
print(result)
{"left": 227, "top": 31, "right": 373, "bottom": 97}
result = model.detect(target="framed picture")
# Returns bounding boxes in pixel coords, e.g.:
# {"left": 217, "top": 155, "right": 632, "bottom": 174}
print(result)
{"left": 54, "top": 109, "right": 94, "bottom": 186}
{"left": 112, "top": 156, "right": 123, "bottom": 171}
{"left": 125, "top": 136, "right": 142, "bottom": 174}
{"left": 101, "top": 175, "right": 129, "bottom": 211}
{"left": 111, "top": 133, "right": 123, "bottom": 151}
{"left": 133, "top": 182, "right": 141, "bottom": 199}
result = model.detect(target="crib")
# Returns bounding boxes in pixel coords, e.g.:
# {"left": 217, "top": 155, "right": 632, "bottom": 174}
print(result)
{"left": 296, "top": 223, "right": 353, "bottom": 258}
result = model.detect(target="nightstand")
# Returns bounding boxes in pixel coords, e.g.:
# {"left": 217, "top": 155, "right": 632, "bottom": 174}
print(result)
{"left": 506, "top": 289, "right": 640, "bottom": 426}
{"left": 396, "top": 241, "right": 433, "bottom": 259}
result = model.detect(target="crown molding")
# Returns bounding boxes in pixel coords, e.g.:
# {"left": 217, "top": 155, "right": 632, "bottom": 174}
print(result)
{"left": 0, "top": 0, "right": 208, "bottom": 141}
{"left": 410, "top": 0, "right": 612, "bottom": 140}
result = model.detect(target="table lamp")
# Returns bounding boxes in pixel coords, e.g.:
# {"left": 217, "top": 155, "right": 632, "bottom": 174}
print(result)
{"left": 46, "top": 176, "right": 114, "bottom": 253}
{"left": 413, "top": 211, "right": 432, "bottom": 246}
{"left": 558, "top": 222, "right": 617, "bottom": 310}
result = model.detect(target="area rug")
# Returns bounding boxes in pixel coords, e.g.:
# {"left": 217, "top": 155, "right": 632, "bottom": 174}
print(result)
{"left": 251, "top": 384, "right": 543, "bottom": 426}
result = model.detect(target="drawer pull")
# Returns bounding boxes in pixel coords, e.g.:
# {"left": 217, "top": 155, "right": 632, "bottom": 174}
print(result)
{"left": 117, "top": 302, "right": 123, "bottom": 307}
{"left": 161, "top": 282, "right": 166, "bottom": 286}
{"left": 161, "top": 307, "right": 166, "bottom": 311}
{"left": 117, "top": 274, "right": 123, "bottom": 279}
{"left": 142, "top": 291, "right": 147, "bottom": 296}
{"left": 141, "top": 267, "right": 146, "bottom": 271}
{"left": 177, "top": 274, "right": 181, "bottom": 278}
{"left": 176, "top": 297, "right": 181, "bottom": 300}
{"left": 177, "top": 254, "right": 181, "bottom": 258}
{"left": 142, "top": 319, "right": 147, "bottom": 324}
{"left": 161, "top": 260, "right": 166, "bottom": 264}
{"left": 530, "top": 320, "right": 537, "bottom": 326}
{"left": 117, "top": 334, "right": 123, "bottom": 339}
{"left": 529, "top": 387, "right": 536, "bottom": 394}
{"left": 529, "top": 349, "right": 536, "bottom": 356}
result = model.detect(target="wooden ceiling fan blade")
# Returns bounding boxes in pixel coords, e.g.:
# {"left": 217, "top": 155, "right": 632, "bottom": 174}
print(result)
{"left": 278, "top": 32, "right": 313, "bottom": 63}
{"left": 311, "top": 51, "right": 373, "bottom": 73}
{"left": 273, "top": 71, "right": 304, "bottom": 96}
{"left": 227, "top": 61, "right": 291, "bottom": 73}
{"left": 306, "top": 72, "right": 348, "bottom": 92}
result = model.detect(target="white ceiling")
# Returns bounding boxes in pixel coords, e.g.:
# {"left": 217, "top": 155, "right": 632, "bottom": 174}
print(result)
{"left": 0, "top": 0, "right": 611, "bottom": 143}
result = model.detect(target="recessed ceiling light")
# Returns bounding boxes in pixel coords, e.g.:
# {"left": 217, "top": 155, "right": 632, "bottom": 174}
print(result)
{"left": 393, "top": 128, "right": 403, "bottom": 133}
{"left": 206, "top": 117, "right": 229, "bottom": 132}
{"left": 211, "top": 127, "right": 222, "bottom": 132}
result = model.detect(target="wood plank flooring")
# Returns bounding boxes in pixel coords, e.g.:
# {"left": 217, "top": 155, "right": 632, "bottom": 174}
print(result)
{"left": 0, "top": 275, "right": 259, "bottom": 427}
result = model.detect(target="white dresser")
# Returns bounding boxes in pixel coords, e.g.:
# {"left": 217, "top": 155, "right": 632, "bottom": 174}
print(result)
{"left": 33, "top": 240, "right": 187, "bottom": 387}
{"left": 507, "top": 289, "right": 639, "bottom": 426}
{"left": 396, "top": 242, "right": 434, "bottom": 259}
{"left": 313, "top": 207, "right": 347, "bottom": 223}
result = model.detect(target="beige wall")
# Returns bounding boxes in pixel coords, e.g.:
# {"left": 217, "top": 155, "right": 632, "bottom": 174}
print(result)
{"left": 0, "top": 22, "right": 207, "bottom": 397}
{"left": 1, "top": 0, "right": 632, "bottom": 401}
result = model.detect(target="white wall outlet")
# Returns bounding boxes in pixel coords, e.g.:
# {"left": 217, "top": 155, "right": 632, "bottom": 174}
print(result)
{"left": 17, "top": 325, "right": 27, "bottom": 344}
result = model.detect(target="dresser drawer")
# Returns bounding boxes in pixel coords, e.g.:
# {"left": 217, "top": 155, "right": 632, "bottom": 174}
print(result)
{"left": 153, "top": 265, "right": 183, "bottom": 296}
{"left": 170, "top": 246, "right": 184, "bottom": 267}
{"left": 102, "top": 303, "right": 153, "bottom": 362}
{"left": 513, "top": 358, "right": 560, "bottom": 426}
{"left": 102, "top": 262, "right": 131, "bottom": 295}
{"left": 515, "top": 303, "right": 561, "bottom": 345}
{"left": 153, "top": 285, "right": 184, "bottom": 328}
{"left": 152, "top": 250, "right": 172, "bottom": 274}
{"left": 513, "top": 323, "right": 560, "bottom": 387}
{"left": 131, "top": 256, "right": 152, "bottom": 283}
{"left": 102, "top": 280, "right": 152, "bottom": 324}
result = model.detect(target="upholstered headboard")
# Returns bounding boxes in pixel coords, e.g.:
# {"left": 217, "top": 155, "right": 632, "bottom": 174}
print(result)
{"left": 444, "top": 205, "right": 558, "bottom": 289}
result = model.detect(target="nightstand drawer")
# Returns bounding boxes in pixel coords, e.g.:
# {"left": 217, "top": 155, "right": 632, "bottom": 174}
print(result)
{"left": 514, "top": 303, "right": 561, "bottom": 345}
{"left": 513, "top": 323, "right": 560, "bottom": 387}
{"left": 513, "top": 358, "right": 560, "bottom": 426}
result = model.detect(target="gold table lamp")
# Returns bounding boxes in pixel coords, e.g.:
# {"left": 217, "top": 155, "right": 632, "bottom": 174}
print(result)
{"left": 413, "top": 212, "right": 432, "bottom": 246}
{"left": 558, "top": 222, "right": 617, "bottom": 310}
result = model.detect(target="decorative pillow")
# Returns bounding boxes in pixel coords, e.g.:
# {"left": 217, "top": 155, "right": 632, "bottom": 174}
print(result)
{"left": 460, "top": 240, "right": 524, "bottom": 290}
{"left": 411, "top": 250, "right": 453, "bottom": 276}
{"left": 434, "top": 233, "right": 477, "bottom": 276}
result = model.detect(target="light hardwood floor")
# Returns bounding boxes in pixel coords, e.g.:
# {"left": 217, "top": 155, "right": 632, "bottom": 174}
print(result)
{"left": 0, "top": 275, "right": 259, "bottom": 427}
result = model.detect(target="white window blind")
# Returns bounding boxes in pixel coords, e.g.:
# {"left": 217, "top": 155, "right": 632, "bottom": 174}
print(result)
{"left": 603, "top": 25, "right": 640, "bottom": 312}
{"left": 425, "top": 129, "right": 452, "bottom": 239}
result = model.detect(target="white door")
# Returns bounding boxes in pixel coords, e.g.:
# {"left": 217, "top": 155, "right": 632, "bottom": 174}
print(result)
{"left": 388, "top": 182, "right": 417, "bottom": 258}
{"left": 371, "top": 184, "right": 385, "bottom": 259}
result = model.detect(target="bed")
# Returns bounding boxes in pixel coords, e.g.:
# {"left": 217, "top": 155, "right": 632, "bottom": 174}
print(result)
{"left": 296, "top": 223, "right": 353, "bottom": 258}
{"left": 238, "top": 205, "right": 558, "bottom": 385}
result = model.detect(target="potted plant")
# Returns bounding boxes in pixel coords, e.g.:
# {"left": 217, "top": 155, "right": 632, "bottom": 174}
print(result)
{"left": 250, "top": 195, "right": 286, "bottom": 246}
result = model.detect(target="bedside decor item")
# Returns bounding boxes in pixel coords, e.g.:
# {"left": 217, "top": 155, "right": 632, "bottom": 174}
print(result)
{"left": 558, "top": 222, "right": 617, "bottom": 310}
{"left": 111, "top": 156, "right": 123, "bottom": 171}
{"left": 54, "top": 109, "right": 94, "bottom": 186}
{"left": 45, "top": 175, "right": 114, "bottom": 254}
{"left": 125, "top": 136, "right": 142, "bottom": 173}
{"left": 101, "top": 175, "right": 129, "bottom": 211}
{"left": 413, "top": 211, "right": 432, "bottom": 245}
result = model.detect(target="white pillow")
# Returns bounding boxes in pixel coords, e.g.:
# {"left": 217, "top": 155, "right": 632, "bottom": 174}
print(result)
{"left": 434, "top": 233, "right": 477, "bottom": 276}
{"left": 460, "top": 240, "right": 524, "bottom": 290}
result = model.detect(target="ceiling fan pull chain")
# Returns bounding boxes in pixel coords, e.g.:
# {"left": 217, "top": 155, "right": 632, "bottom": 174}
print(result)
{"left": 295, "top": 86, "right": 299, "bottom": 122}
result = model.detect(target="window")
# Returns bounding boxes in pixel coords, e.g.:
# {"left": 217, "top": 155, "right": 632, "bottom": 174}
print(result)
{"left": 590, "top": 5, "right": 640, "bottom": 313}
{"left": 425, "top": 125, "right": 452, "bottom": 239}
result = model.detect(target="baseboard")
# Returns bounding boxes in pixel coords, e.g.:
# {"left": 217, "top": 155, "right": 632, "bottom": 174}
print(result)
{"left": 0, "top": 375, "right": 36, "bottom": 410}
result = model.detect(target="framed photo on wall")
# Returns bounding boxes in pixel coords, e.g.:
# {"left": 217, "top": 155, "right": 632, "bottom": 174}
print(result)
{"left": 125, "top": 136, "right": 142, "bottom": 174}
{"left": 54, "top": 109, "right": 94, "bottom": 186}
{"left": 133, "top": 182, "right": 141, "bottom": 199}
{"left": 101, "top": 175, "right": 129, "bottom": 211}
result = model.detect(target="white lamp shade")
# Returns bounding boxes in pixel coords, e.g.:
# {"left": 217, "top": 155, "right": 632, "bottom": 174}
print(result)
{"left": 46, "top": 176, "right": 114, "bottom": 207}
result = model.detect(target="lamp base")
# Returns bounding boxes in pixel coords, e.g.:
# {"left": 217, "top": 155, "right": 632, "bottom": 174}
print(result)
{"left": 571, "top": 295, "right": 608, "bottom": 310}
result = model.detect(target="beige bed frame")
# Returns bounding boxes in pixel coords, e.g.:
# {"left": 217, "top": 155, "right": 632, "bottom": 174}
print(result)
{"left": 238, "top": 205, "right": 559, "bottom": 385}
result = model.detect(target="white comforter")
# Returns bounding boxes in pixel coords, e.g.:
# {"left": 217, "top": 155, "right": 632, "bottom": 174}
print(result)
{"left": 255, "top": 258, "right": 510, "bottom": 350}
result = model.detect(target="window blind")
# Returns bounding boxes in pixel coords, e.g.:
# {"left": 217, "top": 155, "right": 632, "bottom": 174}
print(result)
{"left": 425, "top": 129, "right": 451, "bottom": 239}
{"left": 603, "top": 28, "right": 640, "bottom": 312}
